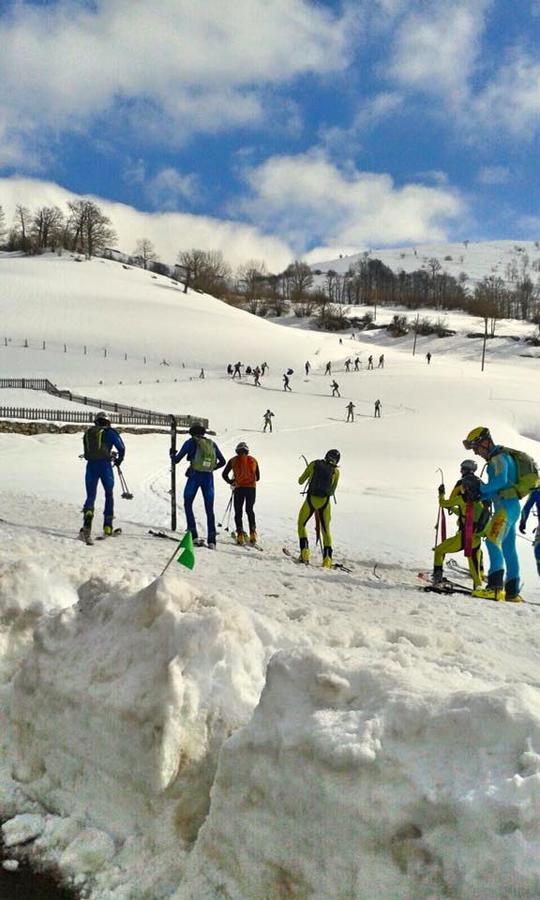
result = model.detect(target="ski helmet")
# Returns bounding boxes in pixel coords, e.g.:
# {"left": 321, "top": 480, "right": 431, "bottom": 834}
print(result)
{"left": 94, "top": 411, "right": 111, "bottom": 426}
{"left": 463, "top": 426, "right": 491, "bottom": 449}
{"left": 189, "top": 422, "right": 206, "bottom": 437}
{"left": 460, "top": 459, "right": 477, "bottom": 473}
{"left": 325, "top": 449, "right": 340, "bottom": 465}
{"left": 235, "top": 441, "right": 249, "bottom": 454}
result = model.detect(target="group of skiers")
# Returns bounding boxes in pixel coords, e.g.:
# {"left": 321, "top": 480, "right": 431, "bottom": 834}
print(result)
{"left": 432, "top": 426, "right": 540, "bottom": 602}
{"left": 80, "top": 415, "right": 539, "bottom": 592}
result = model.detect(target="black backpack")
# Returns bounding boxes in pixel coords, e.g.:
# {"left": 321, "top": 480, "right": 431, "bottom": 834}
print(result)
{"left": 83, "top": 426, "right": 111, "bottom": 461}
{"left": 308, "top": 460, "right": 334, "bottom": 497}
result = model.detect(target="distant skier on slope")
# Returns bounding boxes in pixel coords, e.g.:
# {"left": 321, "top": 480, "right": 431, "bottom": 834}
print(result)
{"left": 81, "top": 412, "right": 125, "bottom": 542}
{"left": 297, "top": 449, "right": 340, "bottom": 568}
{"left": 331, "top": 380, "right": 340, "bottom": 397}
{"left": 374, "top": 399, "right": 381, "bottom": 418}
{"left": 263, "top": 409, "right": 275, "bottom": 432}
{"left": 325, "top": 361, "right": 332, "bottom": 375}
{"left": 432, "top": 459, "right": 490, "bottom": 589}
{"left": 283, "top": 373, "right": 292, "bottom": 391}
{"left": 170, "top": 422, "right": 225, "bottom": 548}
{"left": 222, "top": 441, "right": 260, "bottom": 545}
{"left": 346, "top": 401, "right": 355, "bottom": 422}
{"left": 519, "top": 487, "right": 540, "bottom": 575}
{"left": 367, "top": 355, "right": 373, "bottom": 370}
{"left": 354, "top": 357, "right": 361, "bottom": 371}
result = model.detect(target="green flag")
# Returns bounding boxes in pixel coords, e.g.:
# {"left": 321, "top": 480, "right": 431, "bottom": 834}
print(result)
{"left": 176, "top": 531, "right": 195, "bottom": 570}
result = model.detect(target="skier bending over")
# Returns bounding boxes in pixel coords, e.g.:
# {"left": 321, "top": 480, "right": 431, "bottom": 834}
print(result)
{"left": 297, "top": 449, "right": 340, "bottom": 568}
{"left": 81, "top": 411, "right": 125, "bottom": 541}
{"left": 170, "top": 422, "right": 225, "bottom": 548}
{"left": 331, "top": 380, "right": 340, "bottom": 397}
{"left": 433, "top": 460, "right": 490, "bottom": 589}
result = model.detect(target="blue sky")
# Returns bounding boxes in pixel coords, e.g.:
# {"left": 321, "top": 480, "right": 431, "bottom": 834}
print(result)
{"left": 1, "top": 0, "right": 540, "bottom": 267}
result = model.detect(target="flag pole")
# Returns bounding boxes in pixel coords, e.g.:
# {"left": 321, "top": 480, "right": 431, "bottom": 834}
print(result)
{"left": 161, "top": 541, "right": 181, "bottom": 576}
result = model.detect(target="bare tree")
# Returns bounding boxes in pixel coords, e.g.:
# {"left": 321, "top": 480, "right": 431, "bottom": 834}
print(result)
{"left": 32, "top": 206, "right": 64, "bottom": 250}
{"left": 134, "top": 238, "right": 158, "bottom": 270}
{"left": 0, "top": 204, "right": 6, "bottom": 245}
{"left": 284, "top": 260, "right": 313, "bottom": 305}
{"left": 67, "top": 200, "right": 116, "bottom": 258}
{"left": 237, "top": 259, "right": 266, "bottom": 313}
{"left": 177, "top": 248, "right": 231, "bottom": 296}
{"left": 14, "top": 204, "right": 32, "bottom": 251}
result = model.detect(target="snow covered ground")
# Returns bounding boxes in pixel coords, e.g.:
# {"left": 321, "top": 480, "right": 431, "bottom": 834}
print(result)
{"left": 0, "top": 253, "right": 539, "bottom": 898}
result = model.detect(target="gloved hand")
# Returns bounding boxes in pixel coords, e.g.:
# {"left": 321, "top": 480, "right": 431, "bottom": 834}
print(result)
{"left": 438, "top": 484, "right": 445, "bottom": 495}
{"left": 461, "top": 473, "right": 480, "bottom": 502}
{"left": 519, "top": 518, "right": 526, "bottom": 534}
{"left": 169, "top": 449, "right": 176, "bottom": 460}
{"left": 113, "top": 456, "right": 124, "bottom": 468}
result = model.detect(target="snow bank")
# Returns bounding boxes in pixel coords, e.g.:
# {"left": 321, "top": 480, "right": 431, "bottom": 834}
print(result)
{"left": 181, "top": 648, "right": 540, "bottom": 899}
{"left": 7, "top": 572, "right": 266, "bottom": 890}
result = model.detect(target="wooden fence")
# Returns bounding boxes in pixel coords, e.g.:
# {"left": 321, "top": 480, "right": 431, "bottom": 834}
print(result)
{"left": 0, "top": 378, "right": 209, "bottom": 428}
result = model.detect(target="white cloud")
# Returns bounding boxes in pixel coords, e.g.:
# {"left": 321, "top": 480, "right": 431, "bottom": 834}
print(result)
{"left": 239, "top": 150, "right": 465, "bottom": 255}
{"left": 143, "top": 168, "right": 199, "bottom": 210}
{"left": 477, "top": 165, "right": 512, "bottom": 185}
{"left": 0, "top": 176, "right": 293, "bottom": 271}
{"left": 0, "top": 0, "right": 353, "bottom": 166}
{"left": 471, "top": 51, "right": 540, "bottom": 136}
{"left": 389, "top": 1, "right": 490, "bottom": 105}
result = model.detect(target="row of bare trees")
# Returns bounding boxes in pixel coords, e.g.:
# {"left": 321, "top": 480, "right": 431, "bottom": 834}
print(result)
{"left": 1, "top": 200, "right": 116, "bottom": 259}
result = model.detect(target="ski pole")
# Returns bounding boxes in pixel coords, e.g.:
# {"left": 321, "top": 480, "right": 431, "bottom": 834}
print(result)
{"left": 117, "top": 466, "right": 134, "bottom": 499}
{"left": 219, "top": 494, "right": 234, "bottom": 530}
{"left": 435, "top": 467, "right": 446, "bottom": 542}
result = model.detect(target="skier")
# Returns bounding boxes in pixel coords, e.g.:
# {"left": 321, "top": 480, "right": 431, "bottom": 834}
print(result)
{"left": 367, "top": 355, "right": 374, "bottom": 370}
{"left": 297, "top": 449, "right": 340, "bottom": 568}
{"left": 227, "top": 363, "right": 233, "bottom": 376}
{"left": 245, "top": 365, "right": 252, "bottom": 376}
{"left": 253, "top": 367, "right": 261, "bottom": 387}
{"left": 354, "top": 357, "right": 361, "bottom": 371}
{"left": 305, "top": 361, "right": 311, "bottom": 376}
{"left": 426, "top": 352, "right": 432, "bottom": 365}
{"left": 346, "top": 401, "right": 355, "bottom": 423}
{"left": 378, "top": 354, "right": 385, "bottom": 368}
{"left": 344, "top": 358, "right": 351, "bottom": 372}
{"left": 222, "top": 441, "right": 260, "bottom": 545}
{"left": 81, "top": 412, "right": 125, "bottom": 542}
{"left": 199, "top": 368, "right": 205, "bottom": 379}
{"left": 283, "top": 373, "right": 292, "bottom": 392}
{"left": 432, "top": 460, "right": 491, "bottom": 588}
{"left": 263, "top": 409, "right": 275, "bottom": 432}
{"left": 325, "top": 361, "right": 332, "bottom": 376}
{"left": 232, "top": 361, "right": 242, "bottom": 379}
{"left": 520, "top": 488, "right": 540, "bottom": 575}
{"left": 331, "top": 380, "right": 340, "bottom": 398}
{"left": 374, "top": 399, "right": 381, "bottom": 418}
{"left": 261, "top": 361, "right": 268, "bottom": 375}
{"left": 462, "top": 426, "right": 523, "bottom": 601}
{"left": 170, "top": 422, "right": 225, "bottom": 548}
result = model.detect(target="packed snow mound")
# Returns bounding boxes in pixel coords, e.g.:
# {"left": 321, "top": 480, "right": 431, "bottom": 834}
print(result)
{"left": 10, "top": 571, "right": 266, "bottom": 854}
{"left": 0, "top": 559, "right": 76, "bottom": 683}
{"left": 181, "top": 648, "right": 540, "bottom": 900}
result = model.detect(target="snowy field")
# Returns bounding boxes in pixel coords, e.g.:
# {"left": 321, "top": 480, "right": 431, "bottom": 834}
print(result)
{"left": 0, "top": 253, "right": 539, "bottom": 898}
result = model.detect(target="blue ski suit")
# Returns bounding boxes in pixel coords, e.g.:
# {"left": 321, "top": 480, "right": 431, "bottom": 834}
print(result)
{"left": 172, "top": 437, "right": 225, "bottom": 542}
{"left": 520, "top": 488, "right": 540, "bottom": 575}
{"left": 479, "top": 447, "right": 520, "bottom": 585}
{"left": 83, "top": 427, "right": 125, "bottom": 527}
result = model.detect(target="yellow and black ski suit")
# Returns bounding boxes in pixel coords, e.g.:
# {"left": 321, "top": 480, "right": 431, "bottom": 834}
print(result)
{"left": 298, "top": 460, "right": 340, "bottom": 560}
{"left": 434, "top": 480, "right": 489, "bottom": 587}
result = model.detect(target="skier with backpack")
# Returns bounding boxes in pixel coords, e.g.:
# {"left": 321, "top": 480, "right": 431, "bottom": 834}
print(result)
{"left": 432, "top": 460, "right": 491, "bottom": 589}
{"left": 462, "top": 426, "right": 539, "bottom": 601}
{"left": 283, "top": 373, "right": 292, "bottom": 392}
{"left": 519, "top": 487, "right": 540, "bottom": 575}
{"left": 222, "top": 441, "right": 260, "bottom": 545}
{"left": 170, "top": 422, "right": 226, "bottom": 548}
{"left": 81, "top": 412, "right": 125, "bottom": 543}
{"left": 297, "top": 449, "right": 340, "bottom": 568}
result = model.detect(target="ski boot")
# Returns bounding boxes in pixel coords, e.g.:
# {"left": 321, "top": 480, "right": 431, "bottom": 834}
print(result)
{"left": 504, "top": 578, "right": 523, "bottom": 603}
{"left": 472, "top": 569, "right": 505, "bottom": 601}
{"left": 80, "top": 510, "right": 93, "bottom": 544}
{"left": 322, "top": 548, "right": 333, "bottom": 569}
{"left": 103, "top": 524, "right": 113, "bottom": 537}
{"left": 249, "top": 529, "right": 257, "bottom": 545}
{"left": 236, "top": 531, "right": 246, "bottom": 545}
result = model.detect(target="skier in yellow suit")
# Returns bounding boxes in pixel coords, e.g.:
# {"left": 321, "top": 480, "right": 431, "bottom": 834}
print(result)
{"left": 298, "top": 449, "right": 340, "bottom": 568}
{"left": 433, "top": 459, "right": 491, "bottom": 588}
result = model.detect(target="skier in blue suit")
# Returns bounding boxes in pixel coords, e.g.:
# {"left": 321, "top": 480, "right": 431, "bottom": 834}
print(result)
{"left": 82, "top": 412, "right": 125, "bottom": 539}
{"left": 520, "top": 488, "right": 540, "bottom": 575}
{"left": 170, "top": 422, "right": 225, "bottom": 547}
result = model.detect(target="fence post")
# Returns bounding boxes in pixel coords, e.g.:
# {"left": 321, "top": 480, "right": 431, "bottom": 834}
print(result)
{"left": 42, "top": 341, "right": 46, "bottom": 350}
{"left": 144, "top": 356, "right": 146, "bottom": 365}
{"left": 84, "top": 345, "right": 87, "bottom": 355}
{"left": 64, "top": 344, "right": 67, "bottom": 353}
{"left": 24, "top": 339, "right": 28, "bottom": 348}
{"left": 4, "top": 338, "right": 6, "bottom": 347}
{"left": 124, "top": 352, "right": 127, "bottom": 361}
{"left": 104, "top": 348, "right": 107, "bottom": 357}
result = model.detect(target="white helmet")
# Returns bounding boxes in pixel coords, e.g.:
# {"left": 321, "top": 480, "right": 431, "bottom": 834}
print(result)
{"left": 236, "top": 441, "right": 249, "bottom": 454}
{"left": 460, "top": 459, "right": 477, "bottom": 473}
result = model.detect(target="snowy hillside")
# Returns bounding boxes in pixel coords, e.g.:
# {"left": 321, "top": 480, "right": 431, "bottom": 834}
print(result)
{"left": 0, "top": 252, "right": 539, "bottom": 898}
{"left": 311, "top": 239, "right": 540, "bottom": 287}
